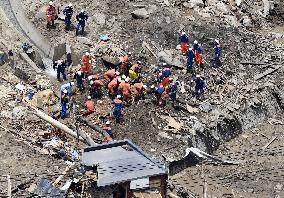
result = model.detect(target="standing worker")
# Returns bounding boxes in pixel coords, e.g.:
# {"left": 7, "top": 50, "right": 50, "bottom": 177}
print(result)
{"left": 113, "top": 95, "right": 123, "bottom": 123}
{"left": 169, "top": 79, "right": 179, "bottom": 104}
{"left": 63, "top": 3, "right": 73, "bottom": 32}
{"left": 76, "top": 10, "right": 88, "bottom": 36}
{"left": 73, "top": 70, "right": 84, "bottom": 90}
{"left": 213, "top": 39, "right": 222, "bottom": 67}
{"left": 54, "top": 60, "right": 67, "bottom": 81}
{"left": 46, "top": 1, "right": 56, "bottom": 29}
{"left": 81, "top": 52, "right": 91, "bottom": 78}
{"left": 195, "top": 45, "right": 204, "bottom": 67}
{"left": 202, "top": 0, "right": 207, "bottom": 8}
{"left": 186, "top": 48, "right": 195, "bottom": 72}
{"left": 193, "top": 75, "right": 206, "bottom": 97}
{"left": 179, "top": 32, "right": 189, "bottom": 55}
{"left": 193, "top": 40, "right": 199, "bottom": 53}
{"left": 60, "top": 89, "right": 69, "bottom": 119}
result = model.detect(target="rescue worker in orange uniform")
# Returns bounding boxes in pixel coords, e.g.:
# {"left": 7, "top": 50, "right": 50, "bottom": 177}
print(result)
{"left": 118, "top": 78, "right": 131, "bottom": 101}
{"left": 131, "top": 83, "right": 147, "bottom": 101}
{"left": 80, "top": 96, "right": 95, "bottom": 116}
{"left": 46, "top": 1, "right": 56, "bottom": 29}
{"left": 104, "top": 69, "right": 119, "bottom": 82}
{"left": 87, "top": 74, "right": 99, "bottom": 82}
{"left": 81, "top": 52, "right": 92, "bottom": 78}
{"left": 120, "top": 52, "right": 131, "bottom": 75}
{"left": 90, "top": 79, "right": 104, "bottom": 98}
{"left": 108, "top": 77, "right": 119, "bottom": 96}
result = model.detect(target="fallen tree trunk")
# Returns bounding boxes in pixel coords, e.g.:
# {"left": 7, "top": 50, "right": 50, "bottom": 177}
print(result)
{"left": 31, "top": 108, "right": 79, "bottom": 137}
{"left": 28, "top": 107, "right": 99, "bottom": 144}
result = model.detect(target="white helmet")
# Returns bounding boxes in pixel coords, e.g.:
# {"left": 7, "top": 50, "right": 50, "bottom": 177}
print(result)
{"left": 196, "top": 75, "right": 201, "bottom": 78}
{"left": 88, "top": 76, "right": 92, "bottom": 80}
{"left": 137, "top": 61, "right": 142, "bottom": 64}
{"left": 151, "top": 85, "right": 155, "bottom": 89}
{"left": 106, "top": 121, "right": 110, "bottom": 125}
{"left": 49, "top": 1, "right": 53, "bottom": 5}
{"left": 162, "top": 63, "right": 167, "bottom": 66}
{"left": 70, "top": 82, "right": 75, "bottom": 86}
{"left": 194, "top": 40, "right": 198, "bottom": 44}
{"left": 125, "top": 78, "right": 129, "bottom": 82}
{"left": 57, "top": 60, "right": 62, "bottom": 64}
{"left": 87, "top": 96, "right": 92, "bottom": 99}
{"left": 85, "top": 52, "right": 90, "bottom": 56}
{"left": 81, "top": 9, "right": 85, "bottom": 13}
{"left": 122, "top": 75, "right": 126, "bottom": 79}
{"left": 143, "top": 85, "right": 147, "bottom": 89}
{"left": 188, "top": 48, "right": 193, "bottom": 51}
{"left": 127, "top": 52, "right": 132, "bottom": 55}
{"left": 182, "top": 32, "right": 186, "bottom": 35}
{"left": 115, "top": 71, "right": 120, "bottom": 75}
{"left": 90, "top": 80, "right": 94, "bottom": 85}
{"left": 68, "top": 3, "right": 73, "bottom": 7}
{"left": 117, "top": 95, "right": 122, "bottom": 99}
{"left": 77, "top": 71, "right": 82, "bottom": 75}
{"left": 215, "top": 39, "right": 219, "bottom": 44}
{"left": 169, "top": 77, "right": 173, "bottom": 81}
{"left": 63, "top": 89, "right": 68, "bottom": 94}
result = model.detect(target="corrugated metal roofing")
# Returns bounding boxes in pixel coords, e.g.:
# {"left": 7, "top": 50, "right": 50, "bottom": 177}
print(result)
{"left": 81, "top": 139, "right": 167, "bottom": 187}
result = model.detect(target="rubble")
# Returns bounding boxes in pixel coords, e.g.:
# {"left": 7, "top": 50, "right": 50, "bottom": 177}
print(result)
{"left": 0, "top": 0, "right": 284, "bottom": 197}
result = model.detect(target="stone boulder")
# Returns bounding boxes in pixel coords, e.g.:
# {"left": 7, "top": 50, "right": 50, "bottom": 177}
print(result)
{"left": 131, "top": 8, "right": 149, "bottom": 19}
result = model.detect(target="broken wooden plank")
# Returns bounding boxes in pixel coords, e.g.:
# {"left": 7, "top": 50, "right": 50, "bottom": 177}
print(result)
{"left": 7, "top": 175, "right": 11, "bottom": 198}
{"left": 142, "top": 41, "right": 158, "bottom": 58}
{"left": 240, "top": 61, "right": 266, "bottom": 65}
{"left": 262, "top": 136, "right": 277, "bottom": 150}
{"left": 53, "top": 166, "right": 70, "bottom": 186}
{"left": 254, "top": 65, "right": 281, "bottom": 80}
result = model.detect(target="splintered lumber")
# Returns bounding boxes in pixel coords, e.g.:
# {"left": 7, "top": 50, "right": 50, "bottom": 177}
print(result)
{"left": 53, "top": 166, "right": 70, "bottom": 186}
{"left": 168, "top": 192, "right": 179, "bottom": 198}
{"left": 70, "top": 125, "right": 96, "bottom": 146}
{"left": 240, "top": 61, "right": 266, "bottom": 65}
{"left": 7, "top": 175, "right": 11, "bottom": 198}
{"left": 254, "top": 65, "right": 281, "bottom": 80}
{"left": 186, "top": 147, "right": 240, "bottom": 165}
{"left": 142, "top": 41, "right": 158, "bottom": 58}
{"left": 262, "top": 136, "right": 277, "bottom": 150}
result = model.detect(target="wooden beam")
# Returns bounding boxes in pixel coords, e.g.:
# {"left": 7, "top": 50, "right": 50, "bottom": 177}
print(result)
{"left": 7, "top": 175, "right": 11, "bottom": 198}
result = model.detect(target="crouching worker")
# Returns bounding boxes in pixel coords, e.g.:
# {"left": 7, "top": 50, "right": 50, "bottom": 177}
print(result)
{"left": 80, "top": 96, "right": 95, "bottom": 116}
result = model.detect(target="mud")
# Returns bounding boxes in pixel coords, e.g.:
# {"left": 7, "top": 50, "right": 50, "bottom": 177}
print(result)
{"left": 0, "top": 0, "right": 284, "bottom": 197}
